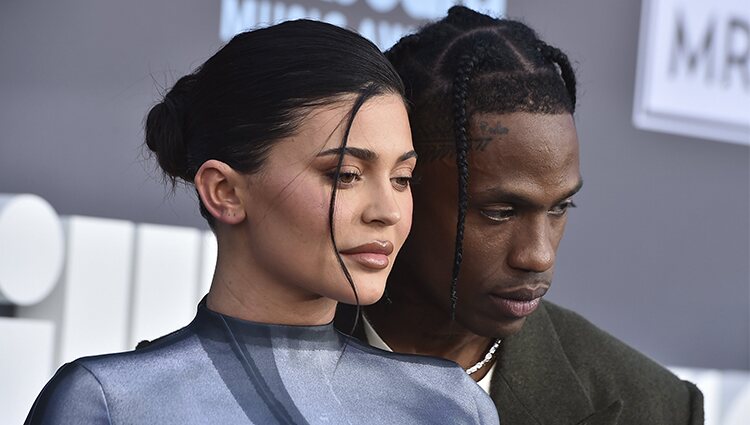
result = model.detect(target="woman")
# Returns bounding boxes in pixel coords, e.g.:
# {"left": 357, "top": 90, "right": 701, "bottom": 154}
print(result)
{"left": 338, "top": 6, "right": 703, "bottom": 424}
{"left": 25, "top": 19, "right": 498, "bottom": 424}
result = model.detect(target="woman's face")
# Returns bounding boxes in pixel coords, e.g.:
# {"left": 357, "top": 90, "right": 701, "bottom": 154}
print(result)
{"left": 238, "top": 93, "right": 415, "bottom": 305}
{"left": 399, "top": 111, "right": 582, "bottom": 337}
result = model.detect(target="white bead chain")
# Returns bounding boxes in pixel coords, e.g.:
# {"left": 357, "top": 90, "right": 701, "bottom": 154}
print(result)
{"left": 465, "top": 339, "right": 501, "bottom": 375}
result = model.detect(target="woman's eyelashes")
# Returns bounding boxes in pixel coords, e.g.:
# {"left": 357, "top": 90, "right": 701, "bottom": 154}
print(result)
{"left": 326, "top": 168, "right": 362, "bottom": 188}
{"left": 479, "top": 199, "right": 577, "bottom": 222}
{"left": 391, "top": 175, "right": 413, "bottom": 191}
{"left": 325, "top": 166, "right": 413, "bottom": 190}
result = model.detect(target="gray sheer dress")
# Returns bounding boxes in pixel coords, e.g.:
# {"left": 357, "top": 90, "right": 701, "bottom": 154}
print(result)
{"left": 25, "top": 301, "right": 499, "bottom": 424}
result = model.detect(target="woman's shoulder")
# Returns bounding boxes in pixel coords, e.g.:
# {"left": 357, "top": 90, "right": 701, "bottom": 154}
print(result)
{"left": 24, "top": 326, "right": 201, "bottom": 425}
{"left": 337, "top": 333, "right": 500, "bottom": 424}
{"left": 340, "top": 332, "right": 458, "bottom": 368}
{"left": 25, "top": 361, "right": 111, "bottom": 425}
{"left": 75, "top": 325, "right": 196, "bottom": 375}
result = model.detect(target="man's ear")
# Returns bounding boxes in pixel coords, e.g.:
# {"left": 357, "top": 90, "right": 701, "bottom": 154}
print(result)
{"left": 194, "top": 160, "right": 246, "bottom": 225}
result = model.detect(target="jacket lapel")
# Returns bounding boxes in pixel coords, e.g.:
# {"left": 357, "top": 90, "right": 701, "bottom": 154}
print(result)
{"left": 575, "top": 400, "right": 622, "bottom": 425}
{"left": 490, "top": 302, "right": 609, "bottom": 425}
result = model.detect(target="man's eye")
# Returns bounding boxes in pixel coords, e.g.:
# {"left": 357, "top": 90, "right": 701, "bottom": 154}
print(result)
{"left": 549, "top": 200, "right": 577, "bottom": 216}
{"left": 480, "top": 207, "right": 514, "bottom": 222}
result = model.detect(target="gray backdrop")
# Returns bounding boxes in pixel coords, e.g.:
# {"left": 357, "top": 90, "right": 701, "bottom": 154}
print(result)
{"left": 1, "top": 0, "right": 748, "bottom": 370}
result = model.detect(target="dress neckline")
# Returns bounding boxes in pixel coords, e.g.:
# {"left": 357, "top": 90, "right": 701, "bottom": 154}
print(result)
{"left": 194, "top": 298, "right": 342, "bottom": 351}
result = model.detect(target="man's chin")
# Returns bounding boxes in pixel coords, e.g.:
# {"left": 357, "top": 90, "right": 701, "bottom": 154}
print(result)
{"left": 497, "top": 317, "right": 528, "bottom": 338}
{"left": 460, "top": 314, "right": 528, "bottom": 340}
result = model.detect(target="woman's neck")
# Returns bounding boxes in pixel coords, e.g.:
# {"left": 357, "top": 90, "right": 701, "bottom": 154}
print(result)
{"left": 206, "top": 248, "right": 337, "bottom": 326}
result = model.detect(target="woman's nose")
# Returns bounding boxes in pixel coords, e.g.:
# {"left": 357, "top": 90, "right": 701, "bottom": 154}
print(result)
{"left": 361, "top": 181, "right": 402, "bottom": 226}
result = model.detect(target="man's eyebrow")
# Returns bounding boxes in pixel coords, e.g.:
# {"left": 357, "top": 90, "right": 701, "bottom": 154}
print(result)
{"left": 317, "top": 147, "right": 376, "bottom": 161}
{"left": 316, "top": 148, "right": 418, "bottom": 163}
{"left": 476, "top": 179, "right": 584, "bottom": 206}
{"left": 557, "top": 179, "right": 584, "bottom": 203}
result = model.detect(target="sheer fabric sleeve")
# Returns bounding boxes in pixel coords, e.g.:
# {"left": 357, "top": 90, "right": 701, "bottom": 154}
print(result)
{"left": 24, "top": 362, "right": 111, "bottom": 425}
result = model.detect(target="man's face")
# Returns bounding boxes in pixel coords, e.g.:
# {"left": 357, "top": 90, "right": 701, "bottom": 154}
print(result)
{"left": 399, "top": 111, "right": 582, "bottom": 338}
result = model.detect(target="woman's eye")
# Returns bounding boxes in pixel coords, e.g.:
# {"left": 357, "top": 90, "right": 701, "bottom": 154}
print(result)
{"left": 327, "top": 170, "right": 361, "bottom": 187}
{"left": 480, "top": 207, "right": 514, "bottom": 222}
{"left": 338, "top": 172, "right": 359, "bottom": 184}
{"left": 549, "top": 200, "right": 577, "bottom": 216}
{"left": 391, "top": 176, "right": 412, "bottom": 191}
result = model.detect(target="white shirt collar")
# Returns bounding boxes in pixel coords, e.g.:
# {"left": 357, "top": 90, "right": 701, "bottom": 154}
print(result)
{"left": 362, "top": 313, "right": 393, "bottom": 351}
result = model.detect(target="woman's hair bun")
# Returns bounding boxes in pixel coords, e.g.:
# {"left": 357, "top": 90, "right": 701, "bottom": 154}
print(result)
{"left": 145, "top": 73, "right": 198, "bottom": 183}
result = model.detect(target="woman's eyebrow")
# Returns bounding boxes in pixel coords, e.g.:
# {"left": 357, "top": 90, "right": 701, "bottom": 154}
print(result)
{"left": 317, "top": 147, "right": 376, "bottom": 161}
{"left": 398, "top": 150, "right": 418, "bottom": 162}
{"left": 316, "top": 148, "right": 418, "bottom": 163}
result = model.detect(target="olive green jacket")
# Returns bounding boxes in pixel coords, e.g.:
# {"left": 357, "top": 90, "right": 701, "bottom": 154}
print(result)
{"left": 335, "top": 301, "right": 703, "bottom": 424}
{"left": 487, "top": 301, "right": 702, "bottom": 424}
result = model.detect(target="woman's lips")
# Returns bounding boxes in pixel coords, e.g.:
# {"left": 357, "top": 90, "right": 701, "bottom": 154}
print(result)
{"left": 339, "top": 241, "right": 393, "bottom": 271}
{"left": 342, "top": 253, "right": 389, "bottom": 269}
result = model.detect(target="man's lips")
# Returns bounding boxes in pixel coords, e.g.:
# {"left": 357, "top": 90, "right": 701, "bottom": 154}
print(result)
{"left": 489, "top": 285, "right": 549, "bottom": 318}
{"left": 491, "top": 285, "right": 548, "bottom": 301}
{"left": 339, "top": 241, "right": 394, "bottom": 270}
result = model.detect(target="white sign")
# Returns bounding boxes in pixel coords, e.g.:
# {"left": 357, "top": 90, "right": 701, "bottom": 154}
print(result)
{"left": 220, "top": 0, "right": 506, "bottom": 50}
{"left": 634, "top": 0, "right": 750, "bottom": 145}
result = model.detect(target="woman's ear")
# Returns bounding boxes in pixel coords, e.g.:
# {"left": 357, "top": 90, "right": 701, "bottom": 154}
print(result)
{"left": 194, "top": 160, "right": 247, "bottom": 225}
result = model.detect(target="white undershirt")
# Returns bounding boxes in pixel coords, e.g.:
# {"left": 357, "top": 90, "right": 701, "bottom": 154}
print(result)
{"left": 361, "top": 315, "right": 495, "bottom": 394}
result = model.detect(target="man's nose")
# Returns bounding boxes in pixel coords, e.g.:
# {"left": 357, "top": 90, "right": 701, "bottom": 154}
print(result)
{"left": 506, "top": 216, "right": 556, "bottom": 273}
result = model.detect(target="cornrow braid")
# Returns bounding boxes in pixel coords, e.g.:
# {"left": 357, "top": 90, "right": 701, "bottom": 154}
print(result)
{"left": 449, "top": 44, "right": 488, "bottom": 318}
{"left": 537, "top": 42, "right": 577, "bottom": 111}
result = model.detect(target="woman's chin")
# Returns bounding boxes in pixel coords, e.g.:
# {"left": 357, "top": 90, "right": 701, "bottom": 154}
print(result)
{"left": 334, "top": 279, "right": 386, "bottom": 306}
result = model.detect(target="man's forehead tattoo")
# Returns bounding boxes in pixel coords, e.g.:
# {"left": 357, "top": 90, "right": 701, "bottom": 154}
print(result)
{"left": 415, "top": 137, "right": 492, "bottom": 161}
{"left": 414, "top": 119, "right": 509, "bottom": 162}
{"left": 477, "top": 120, "right": 509, "bottom": 137}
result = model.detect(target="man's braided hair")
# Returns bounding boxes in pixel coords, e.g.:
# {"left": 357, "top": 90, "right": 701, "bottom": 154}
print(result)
{"left": 385, "top": 6, "right": 577, "bottom": 318}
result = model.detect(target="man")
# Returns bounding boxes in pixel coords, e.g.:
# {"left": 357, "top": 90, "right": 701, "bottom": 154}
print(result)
{"left": 336, "top": 6, "right": 703, "bottom": 424}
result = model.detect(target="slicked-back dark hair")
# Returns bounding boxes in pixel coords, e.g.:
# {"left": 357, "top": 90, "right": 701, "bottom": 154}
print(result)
{"left": 385, "top": 6, "right": 577, "bottom": 317}
{"left": 145, "top": 19, "right": 405, "bottom": 309}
